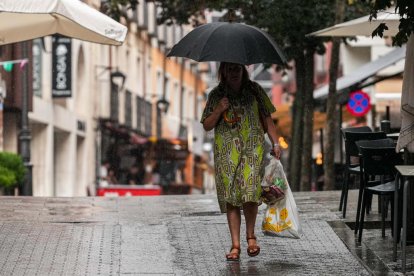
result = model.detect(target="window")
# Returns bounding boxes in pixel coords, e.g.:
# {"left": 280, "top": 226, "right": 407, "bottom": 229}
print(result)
{"left": 156, "top": 71, "right": 163, "bottom": 99}
{"left": 173, "top": 82, "right": 179, "bottom": 117}
{"left": 125, "top": 90, "right": 132, "bottom": 127}
{"left": 110, "top": 83, "right": 119, "bottom": 122}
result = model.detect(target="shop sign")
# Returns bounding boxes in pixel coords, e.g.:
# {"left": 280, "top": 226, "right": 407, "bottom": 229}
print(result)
{"left": 52, "top": 35, "right": 72, "bottom": 97}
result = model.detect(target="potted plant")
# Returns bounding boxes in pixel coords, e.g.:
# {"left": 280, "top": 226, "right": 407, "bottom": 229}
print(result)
{"left": 0, "top": 152, "right": 26, "bottom": 195}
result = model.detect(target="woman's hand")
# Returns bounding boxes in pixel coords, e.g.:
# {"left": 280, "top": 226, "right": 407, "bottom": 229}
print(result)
{"left": 272, "top": 144, "right": 282, "bottom": 160}
{"left": 202, "top": 97, "right": 230, "bottom": 131}
{"left": 215, "top": 97, "right": 229, "bottom": 114}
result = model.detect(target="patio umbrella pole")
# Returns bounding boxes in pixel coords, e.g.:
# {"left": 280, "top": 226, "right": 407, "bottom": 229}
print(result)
{"left": 19, "top": 41, "right": 32, "bottom": 196}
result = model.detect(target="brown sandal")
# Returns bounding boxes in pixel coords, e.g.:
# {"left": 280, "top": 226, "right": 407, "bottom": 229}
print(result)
{"left": 246, "top": 235, "right": 260, "bottom": 257}
{"left": 226, "top": 246, "right": 240, "bottom": 261}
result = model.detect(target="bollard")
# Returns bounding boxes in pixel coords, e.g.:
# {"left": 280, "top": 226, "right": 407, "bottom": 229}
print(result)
{"left": 380, "top": 120, "right": 391, "bottom": 134}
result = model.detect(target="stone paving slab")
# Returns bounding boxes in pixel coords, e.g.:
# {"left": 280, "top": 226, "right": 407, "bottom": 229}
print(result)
{"left": 0, "top": 222, "right": 121, "bottom": 276}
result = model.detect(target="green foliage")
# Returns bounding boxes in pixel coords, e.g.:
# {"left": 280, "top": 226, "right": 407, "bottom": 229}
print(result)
{"left": 106, "top": 0, "right": 371, "bottom": 59}
{"left": 361, "top": 0, "right": 414, "bottom": 46}
{"left": 0, "top": 167, "right": 16, "bottom": 188}
{"left": 0, "top": 152, "right": 26, "bottom": 188}
{"left": 100, "top": 0, "right": 138, "bottom": 22}
{"left": 106, "top": 0, "right": 412, "bottom": 48}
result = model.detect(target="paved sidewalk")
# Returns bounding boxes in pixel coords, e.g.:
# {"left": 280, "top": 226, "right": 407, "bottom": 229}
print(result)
{"left": 0, "top": 191, "right": 410, "bottom": 275}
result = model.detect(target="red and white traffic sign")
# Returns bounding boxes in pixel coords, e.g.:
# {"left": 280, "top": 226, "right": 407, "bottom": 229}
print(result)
{"left": 346, "top": 90, "right": 371, "bottom": 117}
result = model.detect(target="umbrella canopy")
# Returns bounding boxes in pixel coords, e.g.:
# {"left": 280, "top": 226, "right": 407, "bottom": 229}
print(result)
{"left": 0, "top": 0, "right": 127, "bottom": 46}
{"left": 167, "top": 22, "right": 287, "bottom": 65}
{"left": 308, "top": 8, "right": 399, "bottom": 37}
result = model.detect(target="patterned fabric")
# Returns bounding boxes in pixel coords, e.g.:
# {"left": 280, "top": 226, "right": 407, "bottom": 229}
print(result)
{"left": 201, "top": 81, "right": 276, "bottom": 213}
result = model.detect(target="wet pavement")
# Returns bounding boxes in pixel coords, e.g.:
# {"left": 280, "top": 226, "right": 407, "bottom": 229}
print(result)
{"left": 0, "top": 190, "right": 412, "bottom": 275}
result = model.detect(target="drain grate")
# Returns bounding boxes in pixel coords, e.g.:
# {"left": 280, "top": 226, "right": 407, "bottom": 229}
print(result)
{"left": 345, "top": 221, "right": 390, "bottom": 230}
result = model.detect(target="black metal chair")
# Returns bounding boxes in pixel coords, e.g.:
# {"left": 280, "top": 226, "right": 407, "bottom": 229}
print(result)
{"left": 356, "top": 139, "right": 403, "bottom": 242}
{"left": 340, "top": 127, "right": 386, "bottom": 219}
{"left": 339, "top": 126, "right": 372, "bottom": 216}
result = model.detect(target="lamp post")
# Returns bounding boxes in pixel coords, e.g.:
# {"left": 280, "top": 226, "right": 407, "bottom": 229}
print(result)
{"left": 20, "top": 41, "right": 32, "bottom": 196}
{"left": 94, "top": 67, "right": 126, "bottom": 191}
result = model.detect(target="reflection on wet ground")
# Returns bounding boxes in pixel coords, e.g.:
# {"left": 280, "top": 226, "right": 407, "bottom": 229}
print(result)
{"left": 317, "top": 190, "right": 414, "bottom": 275}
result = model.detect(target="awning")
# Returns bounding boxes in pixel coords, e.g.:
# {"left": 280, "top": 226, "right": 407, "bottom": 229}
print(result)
{"left": 314, "top": 46, "right": 406, "bottom": 101}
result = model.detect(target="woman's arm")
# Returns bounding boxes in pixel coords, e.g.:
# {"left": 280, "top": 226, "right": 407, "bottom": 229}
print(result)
{"left": 265, "top": 116, "right": 282, "bottom": 159}
{"left": 203, "top": 97, "right": 229, "bottom": 131}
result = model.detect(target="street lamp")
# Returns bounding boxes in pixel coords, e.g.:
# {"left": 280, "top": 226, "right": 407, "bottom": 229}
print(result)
{"left": 156, "top": 98, "right": 169, "bottom": 113}
{"left": 110, "top": 70, "right": 126, "bottom": 91}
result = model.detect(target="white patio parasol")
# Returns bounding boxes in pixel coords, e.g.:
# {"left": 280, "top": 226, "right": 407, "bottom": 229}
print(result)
{"left": 397, "top": 35, "right": 414, "bottom": 152}
{"left": 0, "top": 0, "right": 127, "bottom": 46}
{"left": 308, "top": 8, "right": 400, "bottom": 37}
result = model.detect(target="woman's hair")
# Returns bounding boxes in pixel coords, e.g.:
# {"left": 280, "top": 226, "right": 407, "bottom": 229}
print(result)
{"left": 218, "top": 62, "right": 250, "bottom": 84}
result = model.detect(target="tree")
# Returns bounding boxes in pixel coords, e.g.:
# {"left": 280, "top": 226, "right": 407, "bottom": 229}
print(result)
{"left": 362, "top": 0, "right": 414, "bottom": 46}
{"left": 100, "top": 0, "right": 138, "bottom": 22}
{"left": 324, "top": 0, "right": 345, "bottom": 191}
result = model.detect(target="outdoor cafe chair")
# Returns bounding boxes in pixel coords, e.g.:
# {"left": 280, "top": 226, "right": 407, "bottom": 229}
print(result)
{"left": 340, "top": 126, "right": 372, "bottom": 217}
{"left": 340, "top": 126, "right": 387, "bottom": 219}
{"left": 393, "top": 165, "right": 414, "bottom": 273}
{"left": 356, "top": 139, "right": 403, "bottom": 243}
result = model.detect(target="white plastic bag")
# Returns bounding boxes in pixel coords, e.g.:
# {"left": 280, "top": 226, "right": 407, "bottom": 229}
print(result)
{"left": 261, "top": 158, "right": 288, "bottom": 205}
{"left": 261, "top": 159, "right": 301, "bottom": 239}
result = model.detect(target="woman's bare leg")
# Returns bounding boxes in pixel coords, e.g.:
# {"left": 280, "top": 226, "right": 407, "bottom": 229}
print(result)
{"left": 226, "top": 203, "right": 241, "bottom": 257}
{"left": 243, "top": 202, "right": 259, "bottom": 254}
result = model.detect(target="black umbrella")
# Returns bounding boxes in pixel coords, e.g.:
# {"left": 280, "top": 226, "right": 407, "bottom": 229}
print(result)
{"left": 167, "top": 22, "right": 287, "bottom": 65}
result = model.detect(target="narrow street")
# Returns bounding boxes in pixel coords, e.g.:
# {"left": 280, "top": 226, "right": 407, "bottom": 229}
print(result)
{"left": 0, "top": 190, "right": 409, "bottom": 275}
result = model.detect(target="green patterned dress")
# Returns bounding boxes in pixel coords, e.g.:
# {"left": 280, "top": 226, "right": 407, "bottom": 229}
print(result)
{"left": 201, "top": 81, "right": 276, "bottom": 213}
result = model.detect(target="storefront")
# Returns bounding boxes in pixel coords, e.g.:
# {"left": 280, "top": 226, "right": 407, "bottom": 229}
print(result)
{"left": 97, "top": 119, "right": 190, "bottom": 195}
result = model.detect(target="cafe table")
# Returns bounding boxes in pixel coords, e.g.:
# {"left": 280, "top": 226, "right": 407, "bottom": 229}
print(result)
{"left": 394, "top": 165, "right": 414, "bottom": 273}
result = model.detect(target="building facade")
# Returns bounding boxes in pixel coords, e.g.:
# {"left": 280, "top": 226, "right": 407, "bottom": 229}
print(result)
{"left": 0, "top": 0, "right": 209, "bottom": 196}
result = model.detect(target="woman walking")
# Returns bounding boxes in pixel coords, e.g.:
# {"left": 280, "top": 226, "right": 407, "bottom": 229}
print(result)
{"left": 201, "top": 62, "right": 281, "bottom": 261}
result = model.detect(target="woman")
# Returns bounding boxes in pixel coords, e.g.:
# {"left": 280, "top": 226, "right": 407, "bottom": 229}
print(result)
{"left": 201, "top": 62, "right": 281, "bottom": 261}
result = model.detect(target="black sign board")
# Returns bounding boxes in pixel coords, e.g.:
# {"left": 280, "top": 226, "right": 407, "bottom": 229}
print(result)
{"left": 52, "top": 35, "right": 72, "bottom": 97}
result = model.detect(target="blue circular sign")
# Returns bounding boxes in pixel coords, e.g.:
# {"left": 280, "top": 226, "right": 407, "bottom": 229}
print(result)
{"left": 346, "top": 90, "right": 371, "bottom": 117}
